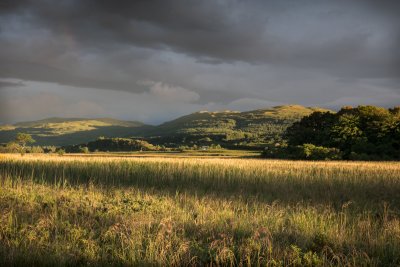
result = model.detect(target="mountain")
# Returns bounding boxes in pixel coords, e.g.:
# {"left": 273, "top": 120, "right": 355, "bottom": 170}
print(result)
{"left": 0, "top": 105, "right": 333, "bottom": 147}
{"left": 141, "top": 105, "right": 332, "bottom": 148}
{"left": 0, "top": 117, "right": 151, "bottom": 146}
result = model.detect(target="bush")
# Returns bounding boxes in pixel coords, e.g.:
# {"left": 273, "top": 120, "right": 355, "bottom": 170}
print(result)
{"left": 29, "top": 146, "right": 44, "bottom": 153}
{"left": 0, "top": 142, "right": 21, "bottom": 153}
{"left": 298, "top": 144, "right": 342, "bottom": 160}
{"left": 43, "top": 146, "right": 57, "bottom": 153}
{"left": 57, "top": 149, "right": 65, "bottom": 156}
{"left": 79, "top": 146, "right": 90, "bottom": 153}
{"left": 261, "top": 143, "right": 289, "bottom": 159}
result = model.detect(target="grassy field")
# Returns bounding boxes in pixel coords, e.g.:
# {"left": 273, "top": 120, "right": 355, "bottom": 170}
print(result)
{"left": 57, "top": 150, "right": 260, "bottom": 159}
{"left": 0, "top": 154, "right": 399, "bottom": 266}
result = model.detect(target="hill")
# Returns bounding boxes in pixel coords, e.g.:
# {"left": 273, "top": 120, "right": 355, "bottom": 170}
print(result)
{"left": 0, "top": 118, "right": 151, "bottom": 146}
{"left": 0, "top": 105, "right": 333, "bottom": 147}
{"left": 141, "top": 105, "right": 332, "bottom": 148}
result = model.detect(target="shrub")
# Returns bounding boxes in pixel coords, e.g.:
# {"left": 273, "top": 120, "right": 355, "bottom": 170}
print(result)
{"left": 299, "top": 144, "right": 342, "bottom": 160}
{"left": 79, "top": 146, "right": 90, "bottom": 153}
{"left": 261, "top": 143, "right": 289, "bottom": 159}
{"left": 57, "top": 149, "right": 65, "bottom": 156}
{"left": 29, "top": 146, "right": 44, "bottom": 153}
{"left": 43, "top": 146, "right": 57, "bottom": 153}
{"left": 0, "top": 142, "right": 21, "bottom": 153}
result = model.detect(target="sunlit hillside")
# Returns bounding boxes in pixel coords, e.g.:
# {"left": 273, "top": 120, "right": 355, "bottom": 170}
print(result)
{"left": 0, "top": 105, "right": 332, "bottom": 147}
{"left": 0, "top": 118, "right": 150, "bottom": 146}
{"left": 144, "top": 105, "right": 333, "bottom": 147}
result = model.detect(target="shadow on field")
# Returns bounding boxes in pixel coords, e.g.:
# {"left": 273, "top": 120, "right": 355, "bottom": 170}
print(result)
{"left": 0, "top": 245, "right": 148, "bottom": 267}
{"left": 0, "top": 217, "right": 396, "bottom": 266}
{"left": 1, "top": 160, "right": 400, "bottom": 212}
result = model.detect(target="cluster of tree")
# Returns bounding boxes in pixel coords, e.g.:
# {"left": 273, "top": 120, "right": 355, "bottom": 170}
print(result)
{"left": 263, "top": 106, "right": 400, "bottom": 160}
{"left": 63, "top": 137, "right": 227, "bottom": 153}
{"left": 0, "top": 143, "right": 46, "bottom": 154}
{"left": 64, "top": 137, "right": 157, "bottom": 152}
{"left": 146, "top": 132, "right": 270, "bottom": 150}
{"left": 0, "top": 133, "right": 62, "bottom": 154}
{"left": 0, "top": 134, "right": 227, "bottom": 155}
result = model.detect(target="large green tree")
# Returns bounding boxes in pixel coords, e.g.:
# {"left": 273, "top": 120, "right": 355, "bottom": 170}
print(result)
{"left": 284, "top": 106, "right": 400, "bottom": 160}
{"left": 285, "top": 111, "right": 336, "bottom": 147}
{"left": 15, "top": 133, "right": 35, "bottom": 149}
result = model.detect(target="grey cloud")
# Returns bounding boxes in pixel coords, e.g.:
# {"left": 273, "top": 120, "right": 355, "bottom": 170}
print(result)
{"left": 0, "top": 0, "right": 399, "bottom": 124}
{"left": 0, "top": 79, "right": 24, "bottom": 89}
{"left": 0, "top": 60, "right": 149, "bottom": 93}
{"left": 2, "top": 1, "right": 399, "bottom": 74}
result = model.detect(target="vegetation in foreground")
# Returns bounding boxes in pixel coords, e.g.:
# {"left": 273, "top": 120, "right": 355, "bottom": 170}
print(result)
{"left": 0, "top": 154, "right": 399, "bottom": 266}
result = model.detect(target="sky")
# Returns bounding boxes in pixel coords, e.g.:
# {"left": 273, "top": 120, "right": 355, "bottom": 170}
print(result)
{"left": 0, "top": 0, "right": 399, "bottom": 125}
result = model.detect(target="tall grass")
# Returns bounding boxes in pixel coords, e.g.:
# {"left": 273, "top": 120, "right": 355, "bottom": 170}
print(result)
{"left": 0, "top": 154, "right": 399, "bottom": 266}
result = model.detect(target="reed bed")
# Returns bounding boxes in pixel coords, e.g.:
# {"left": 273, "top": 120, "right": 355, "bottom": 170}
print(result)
{"left": 0, "top": 153, "right": 399, "bottom": 266}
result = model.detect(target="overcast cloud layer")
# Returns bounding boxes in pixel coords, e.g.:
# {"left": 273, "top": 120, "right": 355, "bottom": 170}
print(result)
{"left": 0, "top": 0, "right": 399, "bottom": 124}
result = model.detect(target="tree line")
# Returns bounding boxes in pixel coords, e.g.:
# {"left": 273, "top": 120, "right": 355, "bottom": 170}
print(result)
{"left": 263, "top": 105, "right": 400, "bottom": 160}
{"left": 2, "top": 105, "right": 399, "bottom": 160}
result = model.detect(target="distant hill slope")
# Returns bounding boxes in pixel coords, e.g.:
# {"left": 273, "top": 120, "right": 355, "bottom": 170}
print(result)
{"left": 0, "top": 118, "right": 151, "bottom": 146}
{"left": 0, "top": 105, "right": 333, "bottom": 147}
{"left": 143, "top": 105, "right": 333, "bottom": 148}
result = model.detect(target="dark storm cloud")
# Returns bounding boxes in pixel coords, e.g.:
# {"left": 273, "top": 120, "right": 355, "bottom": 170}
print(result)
{"left": 0, "top": 0, "right": 399, "bottom": 123}
{"left": 23, "top": 1, "right": 400, "bottom": 71}
{"left": 0, "top": 60, "right": 150, "bottom": 93}
{"left": 2, "top": 0, "right": 399, "bottom": 74}
{"left": 0, "top": 0, "right": 249, "bottom": 99}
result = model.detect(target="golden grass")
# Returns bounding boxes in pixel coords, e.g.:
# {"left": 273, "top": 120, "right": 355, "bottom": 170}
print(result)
{"left": 0, "top": 154, "right": 399, "bottom": 266}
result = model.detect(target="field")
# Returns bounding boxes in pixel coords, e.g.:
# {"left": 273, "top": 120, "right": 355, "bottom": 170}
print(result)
{"left": 0, "top": 154, "right": 399, "bottom": 266}
{"left": 54, "top": 150, "right": 260, "bottom": 159}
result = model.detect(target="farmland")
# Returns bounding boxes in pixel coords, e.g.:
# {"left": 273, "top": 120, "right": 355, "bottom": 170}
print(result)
{"left": 0, "top": 154, "right": 399, "bottom": 266}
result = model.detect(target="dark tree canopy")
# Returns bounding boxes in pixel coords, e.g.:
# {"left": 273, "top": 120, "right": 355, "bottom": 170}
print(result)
{"left": 285, "top": 111, "right": 336, "bottom": 147}
{"left": 64, "top": 138, "right": 156, "bottom": 153}
{"left": 282, "top": 106, "right": 400, "bottom": 160}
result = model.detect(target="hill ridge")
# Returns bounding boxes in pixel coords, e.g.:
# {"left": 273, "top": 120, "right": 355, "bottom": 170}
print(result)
{"left": 0, "top": 105, "right": 333, "bottom": 147}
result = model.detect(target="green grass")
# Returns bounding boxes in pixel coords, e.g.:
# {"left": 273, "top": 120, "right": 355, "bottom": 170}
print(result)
{"left": 0, "top": 154, "right": 399, "bottom": 266}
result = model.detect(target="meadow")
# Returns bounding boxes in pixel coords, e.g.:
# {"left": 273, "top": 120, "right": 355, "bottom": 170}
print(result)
{"left": 0, "top": 153, "right": 399, "bottom": 266}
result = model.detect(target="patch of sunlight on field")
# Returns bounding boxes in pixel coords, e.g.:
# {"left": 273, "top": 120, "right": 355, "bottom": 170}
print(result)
{"left": 0, "top": 154, "right": 399, "bottom": 266}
